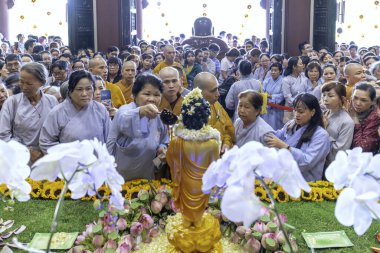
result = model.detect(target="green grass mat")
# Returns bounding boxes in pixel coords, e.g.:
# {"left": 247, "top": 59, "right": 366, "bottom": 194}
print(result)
{"left": 0, "top": 200, "right": 379, "bottom": 252}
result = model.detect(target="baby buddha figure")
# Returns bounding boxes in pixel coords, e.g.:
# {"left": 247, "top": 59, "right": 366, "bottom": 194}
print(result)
{"left": 166, "top": 88, "right": 222, "bottom": 253}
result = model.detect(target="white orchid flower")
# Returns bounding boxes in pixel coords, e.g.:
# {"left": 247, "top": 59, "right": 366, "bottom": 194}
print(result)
{"left": 109, "top": 189, "right": 125, "bottom": 210}
{"left": 68, "top": 172, "right": 97, "bottom": 199}
{"left": 0, "top": 140, "right": 31, "bottom": 201}
{"left": 267, "top": 149, "right": 311, "bottom": 198}
{"left": 31, "top": 140, "right": 97, "bottom": 181}
{"left": 325, "top": 148, "right": 373, "bottom": 190}
{"left": 335, "top": 187, "right": 380, "bottom": 236}
{"left": 221, "top": 184, "right": 266, "bottom": 228}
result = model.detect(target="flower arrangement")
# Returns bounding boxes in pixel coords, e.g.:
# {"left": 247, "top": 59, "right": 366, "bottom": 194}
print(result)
{"left": 71, "top": 185, "right": 177, "bottom": 252}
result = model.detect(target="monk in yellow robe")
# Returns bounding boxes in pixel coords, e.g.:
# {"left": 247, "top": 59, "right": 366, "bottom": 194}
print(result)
{"left": 158, "top": 67, "right": 184, "bottom": 116}
{"left": 89, "top": 57, "right": 126, "bottom": 108}
{"left": 153, "top": 45, "right": 188, "bottom": 88}
{"left": 116, "top": 61, "right": 136, "bottom": 104}
{"left": 194, "top": 72, "right": 235, "bottom": 153}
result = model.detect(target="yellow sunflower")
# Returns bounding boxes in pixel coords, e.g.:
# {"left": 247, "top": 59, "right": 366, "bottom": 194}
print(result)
{"left": 322, "top": 188, "right": 335, "bottom": 200}
{"left": 301, "top": 190, "right": 313, "bottom": 201}
{"left": 275, "top": 188, "right": 289, "bottom": 203}
{"left": 0, "top": 184, "right": 9, "bottom": 195}
{"left": 41, "top": 183, "right": 53, "bottom": 199}
{"left": 312, "top": 188, "right": 324, "bottom": 202}
{"left": 97, "top": 184, "right": 111, "bottom": 199}
{"left": 254, "top": 186, "right": 268, "bottom": 202}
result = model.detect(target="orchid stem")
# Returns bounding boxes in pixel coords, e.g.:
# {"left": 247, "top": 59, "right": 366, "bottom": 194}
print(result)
{"left": 45, "top": 182, "right": 68, "bottom": 253}
{"left": 254, "top": 173, "right": 294, "bottom": 253}
{"left": 46, "top": 166, "right": 80, "bottom": 253}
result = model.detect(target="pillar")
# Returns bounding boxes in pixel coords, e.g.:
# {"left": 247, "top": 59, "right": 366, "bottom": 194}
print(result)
{"left": 0, "top": 0, "right": 9, "bottom": 39}
{"left": 136, "top": 0, "right": 143, "bottom": 40}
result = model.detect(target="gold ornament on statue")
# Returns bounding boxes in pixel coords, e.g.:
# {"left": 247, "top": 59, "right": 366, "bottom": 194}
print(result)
{"left": 31, "top": 0, "right": 36, "bottom": 3}
{"left": 59, "top": 21, "right": 63, "bottom": 25}
{"left": 375, "top": 0, "right": 379, "bottom": 5}
{"left": 203, "top": 12, "right": 207, "bottom": 16}
{"left": 47, "top": 11, "right": 51, "bottom": 16}
{"left": 375, "top": 24, "right": 379, "bottom": 29}
{"left": 165, "top": 22, "right": 169, "bottom": 26}
{"left": 202, "top": 3, "right": 207, "bottom": 8}
{"left": 161, "top": 13, "right": 165, "bottom": 17}
{"left": 347, "top": 25, "right": 351, "bottom": 29}
{"left": 20, "top": 15, "right": 25, "bottom": 20}
{"left": 245, "top": 14, "right": 249, "bottom": 18}
{"left": 33, "top": 25, "right": 37, "bottom": 29}
{"left": 247, "top": 4, "right": 252, "bottom": 9}
{"left": 359, "top": 14, "right": 364, "bottom": 19}
{"left": 361, "top": 34, "right": 365, "bottom": 38}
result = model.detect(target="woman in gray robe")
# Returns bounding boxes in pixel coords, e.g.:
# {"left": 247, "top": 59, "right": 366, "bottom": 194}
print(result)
{"left": 107, "top": 74, "right": 169, "bottom": 181}
{"left": 39, "top": 70, "right": 111, "bottom": 153}
{"left": 0, "top": 62, "right": 58, "bottom": 163}
{"left": 234, "top": 90, "right": 274, "bottom": 147}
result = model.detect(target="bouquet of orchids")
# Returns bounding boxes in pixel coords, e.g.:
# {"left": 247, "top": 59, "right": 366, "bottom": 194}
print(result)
{"left": 325, "top": 147, "right": 380, "bottom": 236}
{"left": 202, "top": 141, "right": 311, "bottom": 252}
{"left": 0, "top": 138, "right": 126, "bottom": 252}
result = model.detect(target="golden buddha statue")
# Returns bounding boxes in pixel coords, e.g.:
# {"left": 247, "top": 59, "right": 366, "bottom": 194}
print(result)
{"left": 166, "top": 88, "right": 223, "bottom": 253}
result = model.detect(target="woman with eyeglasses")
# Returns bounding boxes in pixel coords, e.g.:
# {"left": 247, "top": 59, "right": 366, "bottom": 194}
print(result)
{"left": 0, "top": 62, "right": 58, "bottom": 163}
{"left": 253, "top": 53, "right": 271, "bottom": 82}
{"left": 45, "top": 60, "right": 69, "bottom": 87}
{"left": 39, "top": 70, "right": 111, "bottom": 153}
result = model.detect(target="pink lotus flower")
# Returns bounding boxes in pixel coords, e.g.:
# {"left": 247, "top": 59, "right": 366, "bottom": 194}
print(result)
{"left": 104, "top": 239, "right": 117, "bottom": 249}
{"left": 231, "top": 232, "right": 241, "bottom": 244}
{"left": 155, "top": 192, "right": 168, "bottom": 206}
{"left": 140, "top": 214, "right": 154, "bottom": 229}
{"left": 138, "top": 189, "right": 149, "bottom": 201}
{"left": 92, "top": 235, "right": 105, "bottom": 248}
{"left": 244, "top": 228, "right": 252, "bottom": 240}
{"left": 244, "top": 238, "right": 261, "bottom": 253}
{"left": 273, "top": 213, "right": 287, "bottom": 226}
{"left": 150, "top": 200, "right": 163, "bottom": 214}
{"left": 71, "top": 245, "right": 85, "bottom": 253}
{"left": 275, "top": 231, "right": 286, "bottom": 245}
{"left": 75, "top": 235, "right": 86, "bottom": 244}
{"left": 148, "top": 227, "right": 159, "bottom": 238}
{"left": 236, "top": 226, "right": 246, "bottom": 237}
{"left": 116, "top": 243, "right": 131, "bottom": 253}
{"left": 139, "top": 206, "right": 148, "bottom": 215}
{"left": 252, "top": 220, "right": 266, "bottom": 234}
{"left": 261, "top": 233, "right": 279, "bottom": 251}
{"left": 168, "top": 198, "right": 180, "bottom": 213}
{"left": 117, "top": 218, "right": 127, "bottom": 231}
{"left": 94, "top": 248, "right": 105, "bottom": 253}
{"left": 130, "top": 222, "right": 143, "bottom": 236}
{"left": 103, "top": 225, "right": 117, "bottom": 234}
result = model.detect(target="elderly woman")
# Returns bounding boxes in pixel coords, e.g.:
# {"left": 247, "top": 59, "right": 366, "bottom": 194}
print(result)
{"left": 107, "top": 74, "right": 169, "bottom": 181}
{"left": 39, "top": 70, "right": 111, "bottom": 153}
{"left": 0, "top": 62, "right": 58, "bottom": 162}
{"left": 0, "top": 82, "right": 9, "bottom": 111}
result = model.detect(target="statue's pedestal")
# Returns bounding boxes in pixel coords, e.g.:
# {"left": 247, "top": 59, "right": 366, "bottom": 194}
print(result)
{"left": 166, "top": 213, "right": 222, "bottom": 253}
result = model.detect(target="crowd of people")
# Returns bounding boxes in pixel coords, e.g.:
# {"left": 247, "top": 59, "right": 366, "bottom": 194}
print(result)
{"left": 1, "top": 32, "right": 380, "bottom": 182}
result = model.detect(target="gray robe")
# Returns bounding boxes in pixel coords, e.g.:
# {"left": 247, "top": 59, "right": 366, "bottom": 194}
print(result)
{"left": 234, "top": 116, "right": 274, "bottom": 147}
{"left": 107, "top": 103, "right": 169, "bottom": 181}
{"left": 39, "top": 98, "right": 111, "bottom": 153}
{"left": 0, "top": 92, "right": 58, "bottom": 148}
{"left": 325, "top": 109, "right": 354, "bottom": 166}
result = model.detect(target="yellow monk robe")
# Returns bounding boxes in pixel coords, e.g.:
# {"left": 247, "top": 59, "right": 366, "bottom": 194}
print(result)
{"left": 346, "top": 82, "right": 355, "bottom": 103}
{"left": 104, "top": 81, "right": 126, "bottom": 108}
{"left": 209, "top": 101, "right": 235, "bottom": 147}
{"left": 153, "top": 61, "right": 188, "bottom": 88}
{"left": 115, "top": 80, "right": 134, "bottom": 104}
{"left": 167, "top": 137, "right": 220, "bottom": 223}
{"left": 159, "top": 95, "right": 184, "bottom": 117}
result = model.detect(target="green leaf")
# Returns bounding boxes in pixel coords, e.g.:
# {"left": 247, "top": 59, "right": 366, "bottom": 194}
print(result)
{"left": 283, "top": 223, "right": 296, "bottom": 233}
{"left": 108, "top": 231, "right": 119, "bottom": 240}
{"left": 252, "top": 232, "right": 262, "bottom": 240}
{"left": 98, "top": 210, "right": 107, "bottom": 218}
{"left": 92, "top": 224, "right": 103, "bottom": 234}
{"left": 130, "top": 202, "right": 143, "bottom": 210}
{"left": 283, "top": 243, "right": 291, "bottom": 253}
{"left": 105, "top": 249, "right": 117, "bottom": 253}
